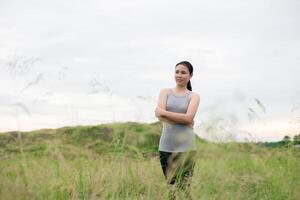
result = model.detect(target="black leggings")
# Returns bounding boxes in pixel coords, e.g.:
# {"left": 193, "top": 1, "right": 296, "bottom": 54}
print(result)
{"left": 159, "top": 151, "right": 196, "bottom": 188}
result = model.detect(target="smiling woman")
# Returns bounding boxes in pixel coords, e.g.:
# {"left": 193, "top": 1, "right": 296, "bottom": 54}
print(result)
{"left": 155, "top": 61, "right": 200, "bottom": 200}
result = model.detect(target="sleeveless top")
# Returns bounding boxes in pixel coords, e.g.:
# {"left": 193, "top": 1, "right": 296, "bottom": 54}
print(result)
{"left": 158, "top": 89, "right": 197, "bottom": 152}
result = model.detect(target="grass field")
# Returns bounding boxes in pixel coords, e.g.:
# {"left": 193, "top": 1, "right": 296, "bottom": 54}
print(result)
{"left": 0, "top": 122, "right": 299, "bottom": 200}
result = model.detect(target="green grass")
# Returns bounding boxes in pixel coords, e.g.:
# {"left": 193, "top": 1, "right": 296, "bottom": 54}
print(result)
{"left": 0, "top": 122, "right": 299, "bottom": 199}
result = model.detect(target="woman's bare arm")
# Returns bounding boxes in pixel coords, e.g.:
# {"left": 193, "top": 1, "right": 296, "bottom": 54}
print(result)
{"left": 156, "top": 93, "right": 200, "bottom": 125}
{"left": 155, "top": 88, "right": 177, "bottom": 124}
{"left": 155, "top": 89, "right": 199, "bottom": 127}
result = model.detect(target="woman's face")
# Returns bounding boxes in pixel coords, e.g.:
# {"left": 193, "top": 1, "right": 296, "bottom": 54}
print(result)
{"left": 174, "top": 64, "right": 192, "bottom": 86}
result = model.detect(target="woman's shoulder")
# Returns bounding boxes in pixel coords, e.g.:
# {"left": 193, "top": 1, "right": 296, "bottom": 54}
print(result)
{"left": 159, "top": 88, "right": 172, "bottom": 95}
{"left": 159, "top": 88, "right": 200, "bottom": 99}
{"left": 189, "top": 91, "right": 200, "bottom": 101}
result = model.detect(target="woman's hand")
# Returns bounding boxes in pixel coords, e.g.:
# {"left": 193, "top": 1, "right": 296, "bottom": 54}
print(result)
{"left": 158, "top": 116, "right": 176, "bottom": 124}
{"left": 156, "top": 107, "right": 195, "bottom": 128}
{"left": 155, "top": 106, "right": 166, "bottom": 118}
{"left": 155, "top": 107, "right": 174, "bottom": 124}
{"left": 159, "top": 116, "right": 194, "bottom": 127}
{"left": 188, "top": 120, "right": 195, "bottom": 128}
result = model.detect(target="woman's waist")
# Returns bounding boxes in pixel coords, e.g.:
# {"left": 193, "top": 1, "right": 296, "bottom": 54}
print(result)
{"left": 162, "top": 121, "right": 194, "bottom": 130}
{"left": 162, "top": 123, "right": 195, "bottom": 135}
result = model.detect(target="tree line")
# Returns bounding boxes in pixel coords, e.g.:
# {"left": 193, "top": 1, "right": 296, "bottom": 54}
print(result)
{"left": 282, "top": 134, "right": 300, "bottom": 145}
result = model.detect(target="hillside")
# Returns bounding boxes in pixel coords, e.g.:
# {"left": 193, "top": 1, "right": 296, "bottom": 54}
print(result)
{"left": 0, "top": 122, "right": 299, "bottom": 200}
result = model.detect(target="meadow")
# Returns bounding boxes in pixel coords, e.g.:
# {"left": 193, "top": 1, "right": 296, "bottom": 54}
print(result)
{"left": 0, "top": 122, "right": 299, "bottom": 200}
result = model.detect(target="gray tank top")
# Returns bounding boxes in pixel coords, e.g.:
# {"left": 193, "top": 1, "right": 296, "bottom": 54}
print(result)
{"left": 159, "top": 89, "right": 197, "bottom": 152}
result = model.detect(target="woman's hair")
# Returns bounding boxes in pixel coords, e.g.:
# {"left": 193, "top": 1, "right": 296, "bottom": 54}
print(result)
{"left": 175, "top": 61, "right": 193, "bottom": 91}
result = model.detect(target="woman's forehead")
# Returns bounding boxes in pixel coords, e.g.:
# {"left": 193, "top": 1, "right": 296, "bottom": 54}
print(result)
{"left": 175, "top": 64, "right": 189, "bottom": 71}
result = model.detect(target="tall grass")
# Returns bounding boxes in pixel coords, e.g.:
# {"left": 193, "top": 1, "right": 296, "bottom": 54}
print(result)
{"left": 0, "top": 122, "right": 299, "bottom": 200}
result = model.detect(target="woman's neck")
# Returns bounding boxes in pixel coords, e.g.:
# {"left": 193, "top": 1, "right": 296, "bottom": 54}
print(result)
{"left": 174, "top": 86, "right": 188, "bottom": 93}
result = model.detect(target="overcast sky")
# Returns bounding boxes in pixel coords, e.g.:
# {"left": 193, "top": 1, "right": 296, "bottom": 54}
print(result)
{"left": 0, "top": 0, "right": 299, "bottom": 142}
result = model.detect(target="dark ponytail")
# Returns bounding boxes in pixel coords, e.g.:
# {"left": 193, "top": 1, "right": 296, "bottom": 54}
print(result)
{"left": 187, "top": 80, "right": 192, "bottom": 91}
{"left": 175, "top": 61, "right": 193, "bottom": 91}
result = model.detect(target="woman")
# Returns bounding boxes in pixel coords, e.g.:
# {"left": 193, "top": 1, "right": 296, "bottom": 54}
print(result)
{"left": 155, "top": 61, "right": 200, "bottom": 200}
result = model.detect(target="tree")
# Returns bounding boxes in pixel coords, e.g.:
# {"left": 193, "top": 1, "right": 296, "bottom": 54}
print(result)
{"left": 283, "top": 135, "right": 291, "bottom": 142}
{"left": 293, "top": 134, "right": 300, "bottom": 145}
{"left": 282, "top": 135, "right": 292, "bottom": 147}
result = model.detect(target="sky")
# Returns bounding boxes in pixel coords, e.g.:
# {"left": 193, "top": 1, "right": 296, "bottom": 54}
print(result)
{"left": 0, "top": 0, "right": 299, "bottom": 142}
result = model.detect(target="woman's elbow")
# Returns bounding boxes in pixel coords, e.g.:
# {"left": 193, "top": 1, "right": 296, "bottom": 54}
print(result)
{"left": 185, "top": 116, "right": 194, "bottom": 125}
